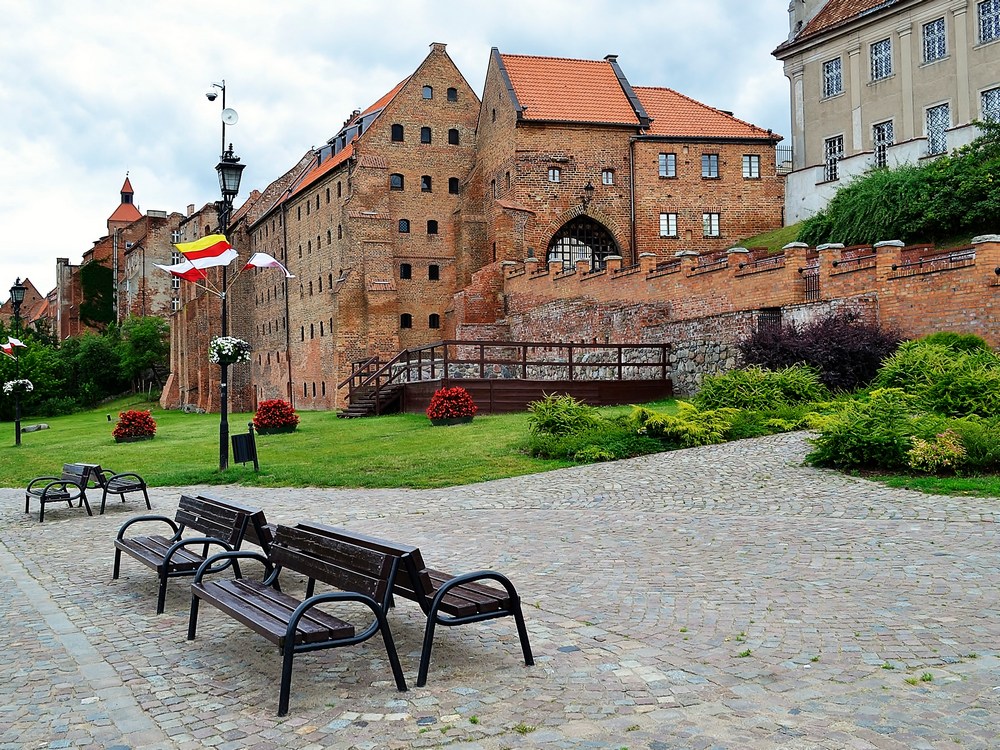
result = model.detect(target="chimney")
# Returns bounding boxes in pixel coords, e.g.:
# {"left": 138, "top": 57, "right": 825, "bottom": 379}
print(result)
{"left": 187, "top": 204, "right": 195, "bottom": 216}
{"left": 430, "top": 42, "right": 446, "bottom": 53}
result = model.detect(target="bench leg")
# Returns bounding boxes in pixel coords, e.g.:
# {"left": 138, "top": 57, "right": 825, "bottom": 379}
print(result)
{"left": 278, "top": 644, "right": 296, "bottom": 716}
{"left": 417, "top": 617, "right": 438, "bottom": 688}
{"left": 113, "top": 549, "right": 122, "bottom": 579}
{"left": 141, "top": 487, "right": 151, "bottom": 510}
{"left": 80, "top": 492, "right": 93, "bottom": 517}
{"left": 38, "top": 499, "right": 45, "bottom": 523}
{"left": 24, "top": 494, "right": 29, "bottom": 514}
{"left": 376, "top": 609, "right": 408, "bottom": 692}
{"left": 187, "top": 596, "right": 200, "bottom": 640}
{"left": 156, "top": 571, "right": 169, "bottom": 614}
{"left": 512, "top": 600, "right": 535, "bottom": 666}
{"left": 100, "top": 490, "right": 109, "bottom": 516}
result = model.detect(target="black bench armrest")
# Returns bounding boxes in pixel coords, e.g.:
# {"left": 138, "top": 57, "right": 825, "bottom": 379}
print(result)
{"left": 104, "top": 470, "right": 146, "bottom": 485}
{"left": 427, "top": 569, "right": 521, "bottom": 621}
{"left": 164, "top": 536, "right": 236, "bottom": 568}
{"left": 26, "top": 475, "right": 61, "bottom": 490}
{"left": 116, "top": 514, "right": 180, "bottom": 541}
{"left": 288, "top": 590, "right": 388, "bottom": 645}
{"left": 194, "top": 549, "right": 273, "bottom": 584}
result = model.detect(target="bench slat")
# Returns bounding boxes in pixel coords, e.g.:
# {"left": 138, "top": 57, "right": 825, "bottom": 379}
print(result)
{"left": 423, "top": 568, "right": 511, "bottom": 616}
{"left": 194, "top": 579, "right": 354, "bottom": 645}
{"left": 272, "top": 526, "right": 392, "bottom": 602}
{"left": 115, "top": 535, "right": 206, "bottom": 572}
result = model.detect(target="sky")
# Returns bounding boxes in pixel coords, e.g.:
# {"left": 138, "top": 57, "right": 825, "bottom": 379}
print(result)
{"left": 0, "top": 0, "right": 793, "bottom": 297}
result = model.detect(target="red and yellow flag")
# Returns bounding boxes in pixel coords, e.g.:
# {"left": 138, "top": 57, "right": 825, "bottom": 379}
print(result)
{"left": 174, "top": 233, "right": 233, "bottom": 261}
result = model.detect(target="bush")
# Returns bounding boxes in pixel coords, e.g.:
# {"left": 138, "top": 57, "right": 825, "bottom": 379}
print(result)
{"left": 739, "top": 312, "right": 899, "bottom": 391}
{"left": 253, "top": 399, "right": 300, "bottom": 431}
{"left": 948, "top": 416, "right": 1000, "bottom": 470}
{"left": 906, "top": 429, "right": 966, "bottom": 473}
{"left": 919, "top": 331, "right": 991, "bottom": 353}
{"left": 426, "top": 386, "right": 478, "bottom": 420}
{"left": 695, "top": 364, "right": 828, "bottom": 411}
{"left": 875, "top": 340, "right": 1000, "bottom": 417}
{"left": 523, "top": 419, "right": 662, "bottom": 462}
{"left": 526, "top": 393, "right": 601, "bottom": 435}
{"left": 629, "top": 402, "right": 738, "bottom": 449}
{"left": 113, "top": 410, "right": 157, "bottom": 440}
{"left": 806, "top": 389, "right": 935, "bottom": 470}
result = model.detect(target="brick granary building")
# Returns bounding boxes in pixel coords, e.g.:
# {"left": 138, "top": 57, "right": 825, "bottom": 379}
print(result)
{"left": 161, "top": 42, "right": 785, "bottom": 413}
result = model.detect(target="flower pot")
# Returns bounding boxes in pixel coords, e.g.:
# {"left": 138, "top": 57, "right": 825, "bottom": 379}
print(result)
{"left": 115, "top": 435, "right": 154, "bottom": 443}
{"left": 255, "top": 425, "right": 297, "bottom": 435}
{"left": 430, "top": 416, "right": 474, "bottom": 426}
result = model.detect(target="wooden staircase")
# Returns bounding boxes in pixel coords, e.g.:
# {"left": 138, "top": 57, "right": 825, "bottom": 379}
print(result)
{"left": 337, "top": 383, "right": 403, "bottom": 418}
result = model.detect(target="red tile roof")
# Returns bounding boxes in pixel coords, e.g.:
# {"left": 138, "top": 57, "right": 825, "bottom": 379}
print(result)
{"left": 362, "top": 78, "right": 408, "bottom": 116}
{"left": 780, "top": 0, "right": 898, "bottom": 49}
{"left": 635, "top": 87, "right": 778, "bottom": 140}
{"left": 108, "top": 202, "right": 142, "bottom": 223}
{"left": 499, "top": 54, "right": 640, "bottom": 126}
{"left": 289, "top": 140, "right": 354, "bottom": 199}
{"left": 121, "top": 176, "right": 134, "bottom": 194}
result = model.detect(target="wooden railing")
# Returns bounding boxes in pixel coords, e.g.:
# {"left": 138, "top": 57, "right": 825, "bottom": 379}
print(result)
{"left": 340, "top": 340, "right": 671, "bottom": 415}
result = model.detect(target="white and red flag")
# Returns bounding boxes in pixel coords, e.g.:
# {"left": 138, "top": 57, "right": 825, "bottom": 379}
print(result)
{"left": 243, "top": 252, "right": 295, "bottom": 278}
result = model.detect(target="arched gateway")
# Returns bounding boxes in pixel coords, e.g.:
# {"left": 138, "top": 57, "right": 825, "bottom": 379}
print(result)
{"left": 546, "top": 216, "right": 619, "bottom": 271}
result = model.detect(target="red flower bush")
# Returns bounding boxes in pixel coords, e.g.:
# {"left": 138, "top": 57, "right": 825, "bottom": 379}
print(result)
{"left": 253, "top": 399, "right": 300, "bottom": 431}
{"left": 113, "top": 410, "right": 157, "bottom": 440}
{"left": 426, "top": 386, "right": 478, "bottom": 420}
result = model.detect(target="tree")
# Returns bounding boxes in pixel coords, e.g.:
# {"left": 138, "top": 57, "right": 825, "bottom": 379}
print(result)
{"left": 118, "top": 316, "right": 170, "bottom": 387}
{"left": 79, "top": 260, "right": 115, "bottom": 331}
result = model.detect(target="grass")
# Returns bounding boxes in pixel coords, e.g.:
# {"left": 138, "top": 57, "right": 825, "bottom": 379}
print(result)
{"left": 738, "top": 222, "right": 804, "bottom": 253}
{"left": 869, "top": 472, "right": 1000, "bottom": 499}
{"left": 0, "top": 394, "right": 580, "bottom": 489}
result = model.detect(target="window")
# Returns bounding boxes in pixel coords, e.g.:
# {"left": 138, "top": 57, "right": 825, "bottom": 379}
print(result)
{"left": 548, "top": 167, "right": 561, "bottom": 183}
{"left": 547, "top": 216, "right": 618, "bottom": 270}
{"left": 980, "top": 0, "right": 1000, "bottom": 43}
{"left": 658, "top": 152, "right": 676, "bottom": 178}
{"left": 171, "top": 230, "right": 181, "bottom": 243}
{"left": 338, "top": 224, "right": 343, "bottom": 239}
{"left": 429, "top": 314, "right": 441, "bottom": 329}
{"left": 171, "top": 298, "right": 181, "bottom": 312}
{"left": 400, "top": 263, "right": 412, "bottom": 279}
{"left": 601, "top": 169, "right": 614, "bottom": 185}
{"left": 824, "top": 135, "right": 844, "bottom": 181}
{"left": 659, "top": 213, "right": 678, "bottom": 238}
{"left": 326, "top": 187, "right": 330, "bottom": 203}
{"left": 422, "top": 85, "right": 433, "bottom": 99}
{"left": 447, "top": 87, "right": 458, "bottom": 102}
{"left": 420, "top": 127, "right": 432, "bottom": 143}
{"left": 428, "top": 264, "right": 440, "bottom": 280}
{"left": 390, "top": 173, "right": 404, "bottom": 190}
{"left": 742, "top": 154, "right": 760, "bottom": 179}
{"left": 327, "top": 229, "right": 332, "bottom": 245}
{"left": 171, "top": 275, "right": 180, "bottom": 290}
{"left": 427, "top": 220, "right": 439, "bottom": 235}
{"left": 505, "top": 171, "right": 511, "bottom": 189}
{"left": 871, "top": 38, "right": 893, "bottom": 80}
{"left": 398, "top": 219, "right": 410, "bottom": 233}
{"left": 448, "top": 128, "right": 460, "bottom": 145}
{"left": 983, "top": 87, "right": 1000, "bottom": 121}
{"left": 491, "top": 178, "right": 497, "bottom": 198}
{"left": 926, "top": 103, "right": 951, "bottom": 155}
{"left": 822, "top": 58, "right": 843, "bottom": 97}
{"left": 421, "top": 175, "right": 432, "bottom": 192}
{"left": 449, "top": 177, "right": 460, "bottom": 194}
{"left": 701, "top": 153, "right": 719, "bottom": 178}
{"left": 337, "top": 181, "right": 342, "bottom": 198}
{"left": 872, "top": 120, "right": 894, "bottom": 168}
{"left": 923, "top": 18, "right": 947, "bottom": 62}
{"left": 702, "top": 212, "right": 721, "bottom": 238}
{"left": 400, "top": 313, "right": 413, "bottom": 329}
{"left": 391, "top": 123, "right": 404, "bottom": 141}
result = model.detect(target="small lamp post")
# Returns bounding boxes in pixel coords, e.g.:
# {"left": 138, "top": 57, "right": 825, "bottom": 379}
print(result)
{"left": 9, "top": 278, "right": 26, "bottom": 446}
{"left": 214, "top": 146, "right": 245, "bottom": 471}
{"left": 582, "top": 180, "right": 595, "bottom": 210}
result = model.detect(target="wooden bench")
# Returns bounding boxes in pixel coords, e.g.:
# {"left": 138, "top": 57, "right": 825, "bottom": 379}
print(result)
{"left": 298, "top": 522, "right": 533, "bottom": 687}
{"left": 24, "top": 463, "right": 96, "bottom": 522}
{"left": 90, "top": 465, "right": 151, "bottom": 515}
{"left": 187, "top": 523, "right": 408, "bottom": 716}
{"left": 113, "top": 494, "right": 268, "bottom": 614}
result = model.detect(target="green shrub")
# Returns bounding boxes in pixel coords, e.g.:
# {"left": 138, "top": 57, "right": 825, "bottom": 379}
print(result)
{"left": 906, "top": 429, "right": 967, "bottom": 473}
{"left": 920, "top": 331, "right": 991, "bottom": 353}
{"left": 806, "top": 389, "right": 935, "bottom": 470}
{"left": 630, "top": 402, "right": 738, "bottom": 449}
{"left": 695, "top": 365, "right": 829, "bottom": 411}
{"left": 522, "top": 419, "right": 661, "bottom": 462}
{"left": 724, "top": 403, "right": 820, "bottom": 441}
{"left": 948, "top": 416, "right": 1000, "bottom": 470}
{"left": 526, "top": 394, "right": 602, "bottom": 435}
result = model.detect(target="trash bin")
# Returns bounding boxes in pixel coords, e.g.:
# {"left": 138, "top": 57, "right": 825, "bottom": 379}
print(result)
{"left": 231, "top": 423, "right": 259, "bottom": 471}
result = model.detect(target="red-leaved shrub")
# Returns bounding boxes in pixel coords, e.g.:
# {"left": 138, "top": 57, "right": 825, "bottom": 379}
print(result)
{"left": 426, "top": 386, "right": 478, "bottom": 420}
{"left": 113, "top": 410, "right": 157, "bottom": 440}
{"left": 253, "top": 399, "right": 300, "bottom": 431}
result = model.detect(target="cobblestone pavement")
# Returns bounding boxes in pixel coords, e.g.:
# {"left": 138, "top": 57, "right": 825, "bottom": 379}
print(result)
{"left": 1, "top": 432, "right": 997, "bottom": 749}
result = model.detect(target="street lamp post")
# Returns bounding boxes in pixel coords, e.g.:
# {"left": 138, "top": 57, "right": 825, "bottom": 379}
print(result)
{"left": 209, "top": 80, "right": 246, "bottom": 471}
{"left": 9, "top": 278, "right": 26, "bottom": 446}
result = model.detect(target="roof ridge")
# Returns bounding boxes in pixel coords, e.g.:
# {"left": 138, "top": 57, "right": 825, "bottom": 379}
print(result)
{"left": 634, "top": 85, "right": 770, "bottom": 134}
{"left": 499, "top": 52, "right": 614, "bottom": 65}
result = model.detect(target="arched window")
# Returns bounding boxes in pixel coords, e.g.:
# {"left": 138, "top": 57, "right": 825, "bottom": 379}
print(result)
{"left": 398, "top": 219, "right": 410, "bottom": 233}
{"left": 427, "top": 220, "right": 439, "bottom": 235}
{"left": 400, "top": 313, "right": 413, "bottom": 329}
{"left": 421, "top": 175, "right": 432, "bottom": 192}
{"left": 447, "top": 87, "right": 458, "bottom": 102}
{"left": 429, "top": 313, "right": 441, "bottom": 329}
{"left": 448, "top": 128, "right": 460, "bottom": 145}
{"left": 390, "top": 173, "right": 404, "bottom": 190}
{"left": 422, "top": 85, "right": 433, "bottom": 99}
{"left": 420, "top": 127, "right": 432, "bottom": 144}
{"left": 546, "top": 216, "right": 619, "bottom": 271}
{"left": 391, "top": 123, "right": 404, "bottom": 141}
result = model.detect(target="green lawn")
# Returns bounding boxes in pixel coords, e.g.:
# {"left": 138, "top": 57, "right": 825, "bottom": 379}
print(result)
{"left": 0, "top": 395, "right": 578, "bottom": 489}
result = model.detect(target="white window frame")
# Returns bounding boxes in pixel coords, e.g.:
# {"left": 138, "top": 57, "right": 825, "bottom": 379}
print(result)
{"left": 658, "top": 152, "right": 676, "bottom": 178}
{"left": 871, "top": 38, "right": 893, "bottom": 81}
{"left": 601, "top": 169, "right": 614, "bottom": 185}
{"left": 872, "top": 120, "right": 895, "bottom": 168}
{"left": 171, "top": 298, "right": 181, "bottom": 312}
{"left": 982, "top": 86, "right": 1000, "bottom": 121}
{"left": 824, "top": 135, "right": 844, "bottom": 181}
{"left": 742, "top": 154, "right": 761, "bottom": 179}
{"left": 925, "top": 102, "right": 951, "bottom": 155}
{"left": 659, "top": 213, "right": 678, "bottom": 238}
{"left": 822, "top": 57, "right": 843, "bottom": 97}
{"left": 980, "top": 0, "right": 1000, "bottom": 44}
{"left": 702, "top": 212, "right": 720, "bottom": 238}
{"left": 922, "top": 18, "right": 947, "bottom": 62}
{"left": 548, "top": 167, "right": 561, "bottom": 183}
